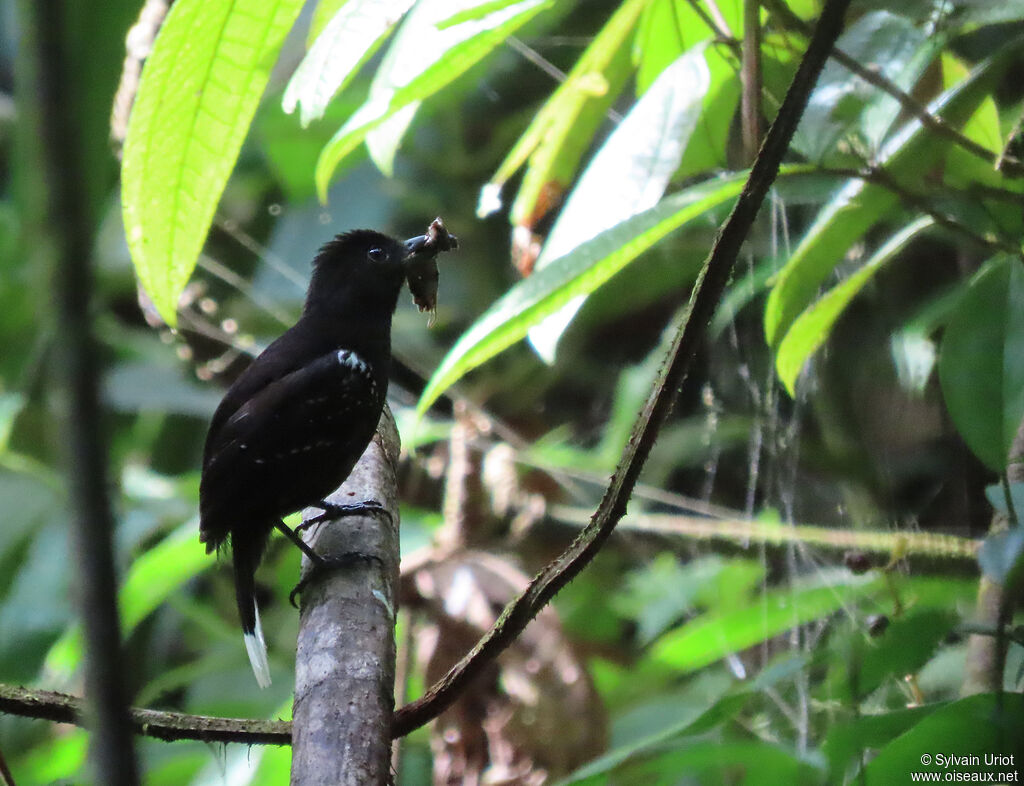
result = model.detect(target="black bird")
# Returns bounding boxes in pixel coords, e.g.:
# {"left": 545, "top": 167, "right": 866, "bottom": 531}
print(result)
{"left": 199, "top": 227, "right": 452, "bottom": 687}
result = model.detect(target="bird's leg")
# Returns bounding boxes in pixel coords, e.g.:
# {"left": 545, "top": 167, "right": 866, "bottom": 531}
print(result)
{"left": 295, "top": 499, "right": 392, "bottom": 534}
{"left": 287, "top": 502, "right": 392, "bottom": 608}
{"left": 289, "top": 551, "right": 385, "bottom": 608}
{"left": 274, "top": 520, "right": 327, "bottom": 566}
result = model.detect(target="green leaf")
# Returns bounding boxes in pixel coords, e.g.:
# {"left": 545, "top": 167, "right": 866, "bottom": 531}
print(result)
{"left": 417, "top": 169, "right": 810, "bottom": 415}
{"left": 121, "top": 0, "right": 305, "bottom": 325}
{"left": 314, "top": 0, "right": 553, "bottom": 201}
{"left": 775, "top": 216, "right": 934, "bottom": 394}
{"left": 650, "top": 575, "right": 881, "bottom": 673}
{"left": 527, "top": 46, "right": 717, "bottom": 363}
{"left": 764, "top": 42, "right": 1018, "bottom": 350}
{"left": 938, "top": 257, "right": 1024, "bottom": 471}
{"left": 282, "top": 0, "right": 415, "bottom": 128}
{"left": 480, "top": 0, "right": 642, "bottom": 222}
{"left": 863, "top": 693, "right": 1024, "bottom": 784}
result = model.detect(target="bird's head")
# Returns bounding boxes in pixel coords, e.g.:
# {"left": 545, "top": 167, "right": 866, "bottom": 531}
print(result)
{"left": 305, "top": 229, "right": 410, "bottom": 315}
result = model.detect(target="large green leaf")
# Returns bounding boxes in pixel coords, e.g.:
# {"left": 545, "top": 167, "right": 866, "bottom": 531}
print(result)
{"left": 417, "top": 168, "right": 813, "bottom": 415}
{"left": 121, "top": 0, "right": 305, "bottom": 325}
{"left": 939, "top": 256, "right": 1024, "bottom": 471}
{"left": 282, "top": 0, "right": 416, "bottom": 128}
{"left": 314, "top": 0, "right": 553, "bottom": 201}
{"left": 764, "top": 41, "right": 1020, "bottom": 351}
{"left": 775, "top": 216, "right": 934, "bottom": 394}
{"left": 527, "top": 46, "right": 717, "bottom": 363}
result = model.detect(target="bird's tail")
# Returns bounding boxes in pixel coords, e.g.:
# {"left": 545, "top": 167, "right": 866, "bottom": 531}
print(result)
{"left": 232, "top": 533, "right": 271, "bottom": 688}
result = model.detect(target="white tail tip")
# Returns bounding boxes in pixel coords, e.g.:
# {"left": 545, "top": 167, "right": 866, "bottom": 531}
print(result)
{"left": 243, "top": 604, "right": 272, "bottom": 688}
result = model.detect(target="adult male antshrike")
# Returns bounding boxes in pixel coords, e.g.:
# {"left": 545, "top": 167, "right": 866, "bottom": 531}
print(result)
{"left": 199, "top": 224, "right": 456, "bottom": 686}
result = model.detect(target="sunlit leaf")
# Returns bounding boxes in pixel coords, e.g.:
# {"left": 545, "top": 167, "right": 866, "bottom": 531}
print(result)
{"left": 121, "top": 0, "right": 305, "bottom": 325}
{"left": 314, "top": 0, "right": 553, "bottom": 201}
{"left": 941, "top": 52, "right": 1006, "bottom": 190}
{"left": 939, "top": 256, "right": 1024, "bottom": 471}
{"left": 479, "top": 0, "right": 644, "bottom": 219}
{"left": 307, "top": 0, "right": 351, "bottom": 47}
{"left": 418, "top": 168, "right": 814, "bottom": 415}
{"left": 365, "top": 102, "right": 419, "bottom": 176}
{"left": 527, "top": 47, "right": 715, "bottom": 363}
{"left": 283, "top": 0, "right": 415, "bottom": 128}
{"left": 775, "top": 216, "right": 934, "bottom": 394}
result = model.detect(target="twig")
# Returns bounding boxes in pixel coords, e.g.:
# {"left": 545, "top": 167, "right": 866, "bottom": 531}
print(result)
{"left": 0, "top": 684, "right": 290, "bottom": 745}
{"left": 761, "top": 0, "right": 1024, "bottom": 177}
{"left": 548, "top": 506, "right": 982, "bottom": 561}
{"left": 703, "top": 0, "right": 736, "bottom": 38}
{"left": 845, "top": 164, "right": 1021, "bottom": 254}
{"left": 25, "top": 1, "right": 139, "bottom": 782}
{"left": 391, "top": 0, "right": 853, "bottom": 739}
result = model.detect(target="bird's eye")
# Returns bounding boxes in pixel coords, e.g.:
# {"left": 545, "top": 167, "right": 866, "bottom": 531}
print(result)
{"left": 367, "top": 247, "right": 388, "bottom": 263}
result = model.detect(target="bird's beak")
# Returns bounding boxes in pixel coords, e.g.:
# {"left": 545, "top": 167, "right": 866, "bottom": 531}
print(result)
{"left": 403, "top": 219, "right": 458, "bottom": 268}
{"left": 403, "top": 234, "right": 430, "bottom": 260}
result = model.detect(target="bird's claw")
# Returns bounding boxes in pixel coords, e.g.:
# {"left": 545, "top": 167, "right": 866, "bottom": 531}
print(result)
{"left": 296, "top": 499, "right": 392, "bottom": 533}
{"left": 289, "top": 551, "right": 387, "bottom": 608}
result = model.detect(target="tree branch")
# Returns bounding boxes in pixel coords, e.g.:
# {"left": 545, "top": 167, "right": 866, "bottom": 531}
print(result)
{"left": 290, "top": 409, "right": 401, "bottom": 785}
{"left": 391, "top": 0, "right": 853, "bottom": 739}
{"left": 0, "top": 684, "right": 290, "bottom": 745}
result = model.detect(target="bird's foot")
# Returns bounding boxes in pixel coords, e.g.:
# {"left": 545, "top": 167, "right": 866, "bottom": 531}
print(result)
{"left": 296, "top": 499, "right": 392, "bottom": 533}
{"left": 289, "top": 551, "right": 386, "bottom": 608}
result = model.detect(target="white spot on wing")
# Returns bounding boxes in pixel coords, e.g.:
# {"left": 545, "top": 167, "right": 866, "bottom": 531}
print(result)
{"left": 336, "top": 349, "right": 370, "bottom": 375}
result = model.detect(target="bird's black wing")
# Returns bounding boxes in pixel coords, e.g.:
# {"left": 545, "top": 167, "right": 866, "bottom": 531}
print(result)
{"left": 201, "top": 328, "right": 318, "bottom": 471}
{"left": 199, "top": 348, "right": 384, "bottom": 548}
